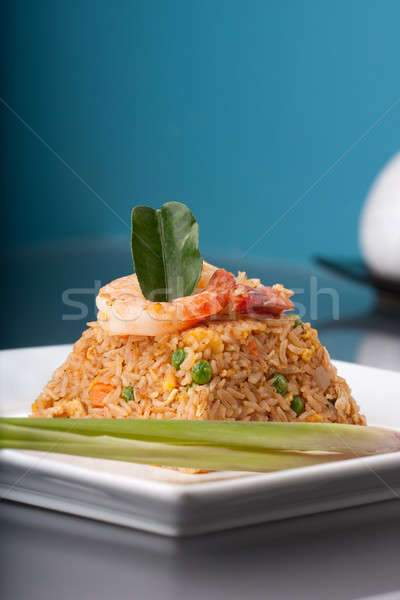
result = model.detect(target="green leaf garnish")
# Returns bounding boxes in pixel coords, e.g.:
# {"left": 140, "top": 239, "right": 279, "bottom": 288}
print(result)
{"left": 131, "top": 202, "right": 203, "bottom": 302}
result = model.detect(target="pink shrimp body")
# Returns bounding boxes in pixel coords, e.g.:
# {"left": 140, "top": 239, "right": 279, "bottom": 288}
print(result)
{"left": 96, "top": 268, "right": 236, "bottom": 336}
{"left": 96, "top": 262, "right": 293, "bottom": 336}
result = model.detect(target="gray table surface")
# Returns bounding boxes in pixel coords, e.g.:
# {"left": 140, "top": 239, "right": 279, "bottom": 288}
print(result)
{"left": 1, "top": 242, "right": 400, "bottom": 600}
{"left": 1, "top": 498, "right": 400, "bottom": 600}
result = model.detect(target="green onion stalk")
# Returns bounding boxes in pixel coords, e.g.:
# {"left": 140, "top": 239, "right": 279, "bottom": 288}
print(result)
{"left": 1, "top": 419, "right": 399, "bottom": 473}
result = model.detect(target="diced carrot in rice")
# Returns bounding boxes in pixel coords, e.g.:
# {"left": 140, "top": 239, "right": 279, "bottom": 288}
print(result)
{"left": 90, "top": 382, "right": 115, "bottom": 407}
{"left": 247, "top": 340, "right": 259, "bottom": 356}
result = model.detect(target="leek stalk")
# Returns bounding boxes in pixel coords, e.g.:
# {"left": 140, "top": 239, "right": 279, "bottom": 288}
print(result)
{"left": 1, "top": 418, "right": 399, "bottom": 472}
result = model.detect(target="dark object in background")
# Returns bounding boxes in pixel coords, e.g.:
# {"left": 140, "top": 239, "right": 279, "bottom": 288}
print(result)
{"left": 1, "top": 238, "right": 132, "bottom": 350}
{"left": 315, "top": 256, "right": 400, "bottom": 297}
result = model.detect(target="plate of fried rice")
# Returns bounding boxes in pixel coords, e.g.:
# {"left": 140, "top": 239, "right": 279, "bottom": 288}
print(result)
{"left": 1, "top": 203, "right": 399, "bottom": 536}
{"left": 1, "top": 348, "right": 400, "bottom": 536}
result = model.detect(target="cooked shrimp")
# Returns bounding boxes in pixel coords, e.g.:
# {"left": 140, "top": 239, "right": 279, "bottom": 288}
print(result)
{"left": 96, "top": 263, "right": 293, "bottom": 336}
{"left": 96, "top": 268, "right": 236, "bottom": 336}
{"left": 196, "top": 261, "right": 219, "bottom": 288}
{"left": 198, "top": 262, "right": 294, "bottom": 316}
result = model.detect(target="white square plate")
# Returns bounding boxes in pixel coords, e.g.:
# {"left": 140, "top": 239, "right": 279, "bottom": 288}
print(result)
{"left": 1, "top": 345, "right": 399, "bottom": 537}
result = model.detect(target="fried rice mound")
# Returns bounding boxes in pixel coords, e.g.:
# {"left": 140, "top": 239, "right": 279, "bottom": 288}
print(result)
{"left": 32, "top": 315, "right": 365, "bottom": 426}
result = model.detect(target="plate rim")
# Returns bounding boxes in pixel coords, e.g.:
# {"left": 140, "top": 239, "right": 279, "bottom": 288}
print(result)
{"left": 2, "top": 443, "right": 400, "bottom": 499}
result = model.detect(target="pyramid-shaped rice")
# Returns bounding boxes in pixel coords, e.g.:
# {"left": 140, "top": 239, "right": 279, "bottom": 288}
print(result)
{"left": 32, "top": 315, "right": 365, "bottom": 425}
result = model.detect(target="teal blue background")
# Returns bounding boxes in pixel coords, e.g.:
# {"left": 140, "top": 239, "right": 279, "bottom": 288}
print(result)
{"left": 1, "top": 0, "right": 400, "bottom": 259}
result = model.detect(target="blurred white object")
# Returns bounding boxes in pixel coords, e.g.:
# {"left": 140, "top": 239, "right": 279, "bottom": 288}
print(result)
{"left": 360, "top": 152, "right": 400, "bottom": 280}
{"left": 357, "top": 331, "right": 400, "bottom": 372}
